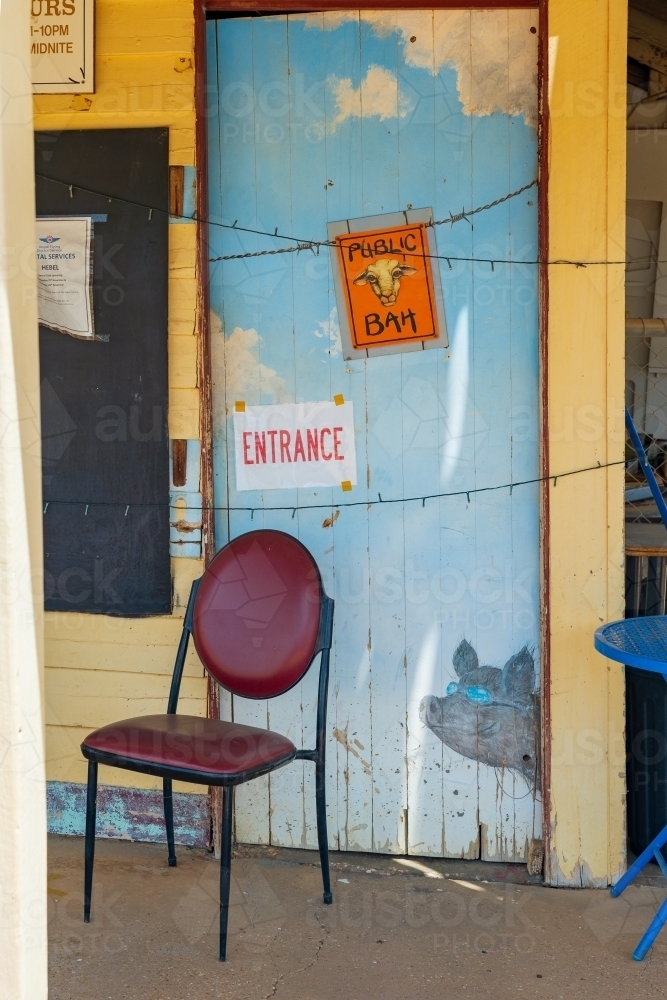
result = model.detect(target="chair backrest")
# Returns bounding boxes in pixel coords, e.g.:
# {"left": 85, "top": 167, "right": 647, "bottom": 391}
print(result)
{"left": 191, "top": 529, "right": 323, "bottom": 699}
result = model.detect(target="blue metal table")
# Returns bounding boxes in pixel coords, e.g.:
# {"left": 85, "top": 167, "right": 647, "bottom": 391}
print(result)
{"left": 595, "top": 615, "right": 667, "bottom": 960}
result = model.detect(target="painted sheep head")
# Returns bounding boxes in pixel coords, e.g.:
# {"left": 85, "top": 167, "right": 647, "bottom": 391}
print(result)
{"left": 353, "top": 258, "right": 417, "bottom": 306}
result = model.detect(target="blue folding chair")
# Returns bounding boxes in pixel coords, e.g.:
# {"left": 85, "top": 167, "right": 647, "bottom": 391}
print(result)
{"left": 595, "top": 616, "right": 667, "bottom": 960}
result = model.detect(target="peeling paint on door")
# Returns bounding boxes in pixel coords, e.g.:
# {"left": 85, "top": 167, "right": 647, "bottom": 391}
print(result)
{"left": 207, "top": 9, "right": 541, "bottom": 860}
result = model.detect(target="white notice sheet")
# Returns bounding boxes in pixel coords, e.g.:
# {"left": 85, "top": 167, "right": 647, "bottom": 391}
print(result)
{"left": 37, "top": 216, "right": 94, "bottom": 339}
{"left": 234, "top": 401, "right": 357, "bottom": 491}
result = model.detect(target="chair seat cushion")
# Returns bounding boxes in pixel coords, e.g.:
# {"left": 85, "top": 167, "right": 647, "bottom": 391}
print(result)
{"left": 82, "top": 715, "right": 297, "bottom": 779}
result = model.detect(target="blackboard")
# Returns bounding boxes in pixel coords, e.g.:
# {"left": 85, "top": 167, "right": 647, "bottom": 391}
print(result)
{"left": 36, "top": 128, "right": 171, "bottom": 615}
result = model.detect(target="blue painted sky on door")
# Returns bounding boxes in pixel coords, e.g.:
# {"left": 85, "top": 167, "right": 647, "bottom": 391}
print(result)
{"left": 207, "top": 10, "right": 540, "bottom": 861}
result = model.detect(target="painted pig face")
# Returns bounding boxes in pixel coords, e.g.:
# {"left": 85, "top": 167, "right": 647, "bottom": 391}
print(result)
{"left": 419, "top": 639, "right": 540, "bottom": 789}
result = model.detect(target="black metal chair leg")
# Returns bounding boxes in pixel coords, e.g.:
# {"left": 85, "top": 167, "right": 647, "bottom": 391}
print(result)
{"left": 163, "top": 778, "right": 177, "bottom": 867}
{"left": 219, "top": 785, "right": 234, "bottom": 961}
{"left": 315, "top": 761, "right": 333, "bottom": 904}
{"left": 83, "top": 760, "right": 98, "bottom": 922}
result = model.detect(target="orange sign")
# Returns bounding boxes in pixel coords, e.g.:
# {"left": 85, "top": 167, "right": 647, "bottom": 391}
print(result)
{"left": 336, "top": 223, "right": 440, "bottom": 349}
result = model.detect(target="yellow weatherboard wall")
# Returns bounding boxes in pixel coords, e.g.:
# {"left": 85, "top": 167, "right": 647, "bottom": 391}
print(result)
{"left": 33, "top": 0, "right": 206, "bottom": 795}
{"left": 34, "top": 0, "right": 630, "bottom": 879}
{"left": 546, "top": 0, "right": 627, "bottom": 885}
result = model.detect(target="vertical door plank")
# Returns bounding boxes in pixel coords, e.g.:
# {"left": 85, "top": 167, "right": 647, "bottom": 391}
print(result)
{"left": 356, "top": 14, "right": 408, "bottom": 855}
{"left": 243, "top": 14, "right": 305, "bottom": 848}
{"left": 264, "top": 13, "right": 341, "bottom": 849}
{"left": 388, "top": 11, "right": 445, "bottom": 858}
{"left": 428, "top": 8, "right": 481, "bottom": 860}
{"left": 469, "top": 7, "right": 512, "bottom": 861}
{"left": 215, "top": 16, "right": 270, "bottom": 845}
{"left": 273, "top": 13, "right": 335, "bottom": 851}
{"left": 505, "top": 6, "right": 541, "bottom": 858}
{"left": 322, "top": 12, "right": 376, "bottom": 852}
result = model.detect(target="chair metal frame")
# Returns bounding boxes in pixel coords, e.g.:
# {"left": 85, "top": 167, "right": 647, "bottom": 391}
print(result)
{"left": 82, "top": 564, "right": 335, "bottom": 961}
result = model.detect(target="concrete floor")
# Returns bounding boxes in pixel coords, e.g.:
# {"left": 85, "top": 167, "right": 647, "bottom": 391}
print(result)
{"left": 49, "top": 834, "right": 667, "bottom": 1000}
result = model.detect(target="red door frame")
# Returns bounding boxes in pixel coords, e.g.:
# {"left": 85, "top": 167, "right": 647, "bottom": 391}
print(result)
{"left": 194, "top": 0, "right": 551, "bottom": 864}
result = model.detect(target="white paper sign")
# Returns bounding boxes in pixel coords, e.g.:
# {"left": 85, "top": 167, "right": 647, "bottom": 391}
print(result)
{"left": 31, "top": 0, "right": 95, "bottom": 94}
{"left": 37, "top": 216, "right": 94, "bottom": 339}
{"left": 234, "top": 401, "right": 357, "bottom": 491}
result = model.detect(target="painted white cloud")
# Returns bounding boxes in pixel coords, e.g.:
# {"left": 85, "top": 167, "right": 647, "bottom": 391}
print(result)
{"left": 313, "top": 307, "right": 341, "bottom": 358}
{"left": 328, "top": 65, "right": 414, "bottom": 131}
{"left": 210, "top": 312, "right": 288, "bottom": 404}
{"left": 298, "top": 9, "right": 537, "bottom": 128}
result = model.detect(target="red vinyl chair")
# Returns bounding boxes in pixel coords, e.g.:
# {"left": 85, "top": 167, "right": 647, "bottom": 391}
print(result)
{"left": 80, "top": 529, "right": 334, "bottom": 960}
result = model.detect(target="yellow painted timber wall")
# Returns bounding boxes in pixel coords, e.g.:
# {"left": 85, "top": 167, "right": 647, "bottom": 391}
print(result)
{"left": 33, "top": 0, "right": 207, "bottom": 792}
{"left": 546, "top": 0, "right": 627, "bottom": 885}
{"left": 33, "top": 0, "right": 631, "bottom": 871}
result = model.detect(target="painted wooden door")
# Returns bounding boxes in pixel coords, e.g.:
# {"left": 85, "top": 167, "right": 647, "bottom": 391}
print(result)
{"left": 207, "top": 10, "right": 540, "bottom": 860}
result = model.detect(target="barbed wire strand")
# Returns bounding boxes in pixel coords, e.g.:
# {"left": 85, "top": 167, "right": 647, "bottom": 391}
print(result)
{"left": 37, "top": 170, "right": 536, "bottom": 243}
{"left": 43, "top": 456, "right": 628, "bottom": 516}
{"left": 37, "top": 171, "right": 645, "bottom": 268}
{"left": 209, "top": 179, "right": 540, "bottom": 261}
